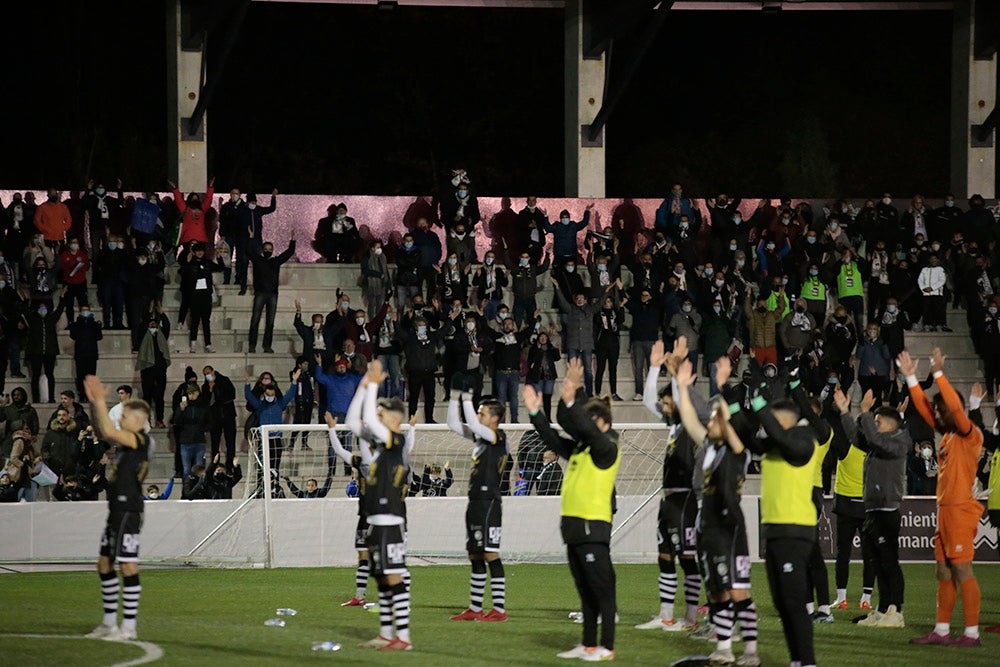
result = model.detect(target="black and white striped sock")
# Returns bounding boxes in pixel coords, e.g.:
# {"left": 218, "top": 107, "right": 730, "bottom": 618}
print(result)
{"left": 659, "top": 569, "right": 678, "bottom": 619}
{"left": 735, "top": 598, "right": 758, "bottom": 654}
{"left": 684, "top": 573, "right": 702, "bottom": 620}
{"left": 469, "top": 561, "right": 487, "bottom": 612}
{"left": 711, "top": 600, "right": 735, "bottom": 650}
{"left": 100, "top": 571, "right": 119, "bottom": 628}
{"left": 356, "top": 560, "right": 369, "bottom": 599}
{"left": 488, "top": 559, "right": 506, "bottom": 613}
{"left": 121, "top": 574, "right": 141, "bottom": 632}
{"left": 403, "top": 569, "right": 411, "bottom": 593}
{"left": 378, "top": 585, "right": 394, "bottom": 639}
{"left": 392, "top": 582, "right": 411, "bottom": 644}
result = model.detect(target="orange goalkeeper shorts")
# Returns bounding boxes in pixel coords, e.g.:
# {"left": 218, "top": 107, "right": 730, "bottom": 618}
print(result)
{"left": 934, "top": 501, "right": 983, "bottom": 564}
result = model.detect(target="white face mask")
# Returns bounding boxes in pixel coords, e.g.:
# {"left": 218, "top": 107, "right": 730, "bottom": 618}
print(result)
{"left": 205, "top": 374, "right": 215, "bottom": 382}
{"left": 248, "top": 203, "right": 257, "bottom": 210}
{"left": 565, "top": 265, "right": 575, "bottom": 273}
{"left": 356, "top": 317, "right": 365, "bottom": 326}
{"left": 264, "top": 395, "right": 276, "bottom": 403}
{"left": 148, "top": 492, "right": 159, "bottom": 499}
{"left": 485, "top": 257, "right": 494, "bottom": 265}
{"left": 465, "top": 321, "right": 476, "bottom": 331}
{"left": 138, "top": 258, "right": 148, "bottom": 266}
{"left": 69, "top": 243, "right": 79, "bottom": 251}
{"left": 374, "top": 248, "right": 382, "bottom": 255}
{"left": 921, "top": 446, "right": 933, "bottom": 460}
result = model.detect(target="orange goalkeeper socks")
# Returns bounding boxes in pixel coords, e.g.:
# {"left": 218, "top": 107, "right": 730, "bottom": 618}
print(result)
{"left": 936, "top": 578, "right": 957, "bottom": 624}
{"left": 961, "top": 577, "right": 981, "bottom": 629}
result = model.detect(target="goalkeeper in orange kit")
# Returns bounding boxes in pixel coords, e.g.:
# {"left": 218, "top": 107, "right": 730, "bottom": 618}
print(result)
{"left": 899, "top": 348, "right": 984, "bottom": 648}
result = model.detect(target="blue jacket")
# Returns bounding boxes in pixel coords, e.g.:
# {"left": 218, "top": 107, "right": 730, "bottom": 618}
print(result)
{"left": 412, "top": 228, "right": 442, "bottom": 267}
{"left": 655, "top": 196, "right": 696, "bottom": 233}
{"left": 236, "top": 196, "right": 276, "bottom": 239}
{"left": 245, "top": 382, "right": 297, "bottom": 429}
{"left": 542, "top": 211, "right": 589, "bottom": 258}
{"left": 313, "top": 366, "right": 362, "bottom": 415}
{"left": 855, "top": 338, "right": 892, "bottom": 377}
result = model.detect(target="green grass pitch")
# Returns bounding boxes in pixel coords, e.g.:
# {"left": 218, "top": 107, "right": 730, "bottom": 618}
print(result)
{"left": 1, "top": 563, "right": 998, "bottom": 665}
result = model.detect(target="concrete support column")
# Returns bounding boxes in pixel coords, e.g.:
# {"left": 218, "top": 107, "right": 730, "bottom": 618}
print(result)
{"left": 951, "top": 0, "right": 997, "bottom": 198}
{"left": 166, "top": 0, "right": 209, "bottom": 193}
{"left": 564, "top": 0, "right": 606, "bottom": 198}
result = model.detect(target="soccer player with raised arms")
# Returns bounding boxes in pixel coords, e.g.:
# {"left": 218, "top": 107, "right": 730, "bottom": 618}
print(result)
{"left": 902, "top": 348, "right": 985, "bottom": 648}
{"left": 83, "top": 374, "right": 153, "bottom": 642}
{"left": 448, "top": 373, "right": 510, "bottom": 622}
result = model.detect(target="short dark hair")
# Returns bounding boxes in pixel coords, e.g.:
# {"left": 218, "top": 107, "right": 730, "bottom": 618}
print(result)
{"left": 61, "top": 390, "right": 75, "bottom": 400}
{"left": 479, "top": 398, "right": 505, "bottom": 422}
{"left": 378, "top": 397, "right": 406, "bottom": 415}
{"left": 874, "top": 406, "right": 901, "bottom": 426}
{"left": 584, "top": 396, "right": 613, "bottom": 426}
{"left": 769, "top": 399, "right": 800, "bottom": 420}
{"left": 116, "top": 385, "right": 133, "bottom": 397}
{"left": 123, "top": 399, "right": 151, "bottom": 421}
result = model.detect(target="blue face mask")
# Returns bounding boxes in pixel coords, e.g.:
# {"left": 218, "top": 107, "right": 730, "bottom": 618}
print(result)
{"left": 807, "top": 236, "right": 816, "bottom": 245}
{"left": 95, "top": 188, "right": 105, "bottom": 196}
{"left": 704, "top": 268, "right": 714, "bottom": 277}
{"left": 107, "top": 242, "right": 118, "bottom": 250}
{"left": 38, "top": 308, "right": 48, "bottom": 316}
{"left": 404, "top": 241, "right": 413, "bottom": 250}
{"left": 809, "top": 269, "right": 819, "bottom": 277}
{"left": 828, "top": 377, "right": 838, "bottom": 385}
{"left": 561, "top": 217, "right": 570, "bottom": 225}
{"left": 448, "top": 258, "right": 457, "bottom": 266}
{"left": 457, "top": 190, "right": 469, "bottom": 199}
{"left": 417, "top": 326, "right": 427, "bottom": 336}
{"left": 519, "top": 258, "right": 529, "bottom": 267}
{"left": 565, "top": 265, "right": 575, "bottom": 273}
{"left": 81, "top": 311, "right": 93, "bottom": 319}
{"left": 945, "top": 200, "right": 954, "bottom": 208}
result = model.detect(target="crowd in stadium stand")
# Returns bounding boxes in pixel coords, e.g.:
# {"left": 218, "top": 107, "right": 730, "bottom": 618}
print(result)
{"left": 1, "top": 170, "right": 999, "bottom": 504}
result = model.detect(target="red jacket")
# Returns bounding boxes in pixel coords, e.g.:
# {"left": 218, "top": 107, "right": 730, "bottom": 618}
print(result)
{"left": 34, "top": 201, "right": 72, "bottom": 241}
{"left": 174, "top": 186, "right": 214, "bottom": 244}
{"left": 60, "top": 248, "right": 90, "bottom": 285}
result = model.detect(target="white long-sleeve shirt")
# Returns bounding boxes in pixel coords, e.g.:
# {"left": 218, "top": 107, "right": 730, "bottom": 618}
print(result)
{"left": 917, "top": 265, "right": 946, "bottom": 296}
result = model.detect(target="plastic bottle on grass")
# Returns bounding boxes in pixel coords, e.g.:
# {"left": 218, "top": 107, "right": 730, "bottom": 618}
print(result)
{"left": 312, "top": 641, "right": 342, "bottom": 652}
{"left": 264, "top": 618, "right": 286, "bottom": 627}
{"left": 276, "top": 608, "right": 297, "bottom": 616}
{"left": 363, "top": 602, "right": 378, "bottom": 613}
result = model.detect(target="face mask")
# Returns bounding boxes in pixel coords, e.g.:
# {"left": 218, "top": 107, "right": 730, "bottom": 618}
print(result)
{"left": 729, "top": 244, "right": 737, "bottom": 252}
{"left": 704, "top": 267, "right": 714, "bottom": 277}
{"left": 867, "top": 330, "right": 878, "bottom": 339}
{"left": 313, "top": 322, "right": 322, "bottom": 330}
{"left": 499, "top": 312, "right": 510, "bottom": 320}
{"left": 766, "top": 243, "right": 775, "bottom": 251}
{"left": 828, "top": 377, "right": 838, "bottom": 385}
{"left": 882, "top": 197, "right": 892, "bottom": 205}
{"left": 807, "top": 236, "right": 818, "bottom": 245}
{"left": 34, "top": 238, "right": 43, "bottom": 246}
{"left": 931, "top": 243, "right": 941, "bottom": 252}
{"left": 736, "top": 260, "right": 745, "bottom": 268}
{"left": 781, "top": 277, "right": 789, "bottom": 285}
{"left": 417, "top": 325, "right": 428, "bottom": 336}
{"left": 990, "top": 307, "right": 998, "bottom": 316}
{"left": 69, "top": 243, "right": 79, "bottom": 251}
{"left": 148, "top": 492, "right": 159, "bottom": 499}
{"left": 674, "top": 268, "right": 684, "bottom": 276}
{"left": 809, "top": 269, "right": 819, "bottom": 277}
{"left": 945, "top": 200, "right": 954, "bottom": 208}
{"left": 404, "top": 242, "right": 413, "bottom": 250}
{"left": 107, "top": 242, "right": 118, "bottom": 250}
{"left": 682, "top": 305, "right": 692, "bottom": 313}
{"left": 921, "top": 446, "right": 933, "bottom": 460}
{"left": 829, "top": 223, "right": 838, "bottom": 231}
{"left": 733, "top": 216, "right": 742, "bottom": 225}
{"left": 458, "top": 190, "right": 469, "bottom": 199}
{"left": 795, "top": 305, "right": 805, "bottom": 313}
{"left": 138, "top": 258, "right": 148, "bottom": 266}
{"left": 262, "top": 251, "right": 272, "bottom": 258}
{"left": 38, "top": 308, "right": 48, "bottom": 316}
{"left": 781, "top": 218, "right": 791, "bottom": 225}
{"left": 374, "top": 247, "right": 383, "bottom": 255}
{"left": 485, "top": 257, "right": 494, "bottom": 265}
{"left": 713, "top": 305, "right": 721, "bottom": 314}
{"left": 886, "top": 304, "right": 898, "bottom": 313}
{"left": 597, "top": 263, "right": 608, "bottom": 273}
{"left": 230, "top": 195, "right": 240, "bottom": 203}
{"left": 465, "top": 321, "right": 476, "bottom": 331}
{"left": 148, "top": 327, "right": 158, "bottom": 335}
{"left": 81, "top": 311, "right": 92, "bottom": 319}
{"left": 679, "top": 222, "right": 689, "bottom": 230}
{"left": 454, "top": 232, "right": 466, "bottom": 239}
{"left": 264, "top": 395, "right": 276, "bottom": 403}
{"left": 356, "top": 317, "right": 365, "bottom": 326}
{"left": 561, "top": 217, "right": 570, "bottom": 225}
{"left": 48, "top": 195, "right": 58, "bottom": 203}
{"left": 715, "top": 278, "right": 725, "bottom": 287}
{"left": 205, "top": 374, "right": 215, "bottom": 382}
{"left": 336, "top": 213, "right": 346, "bottom": 221}
{"left": 96, "top": 188, "right": 105, "bottom": 196}
{"left": 248, "top": 203, "right": 258, "bottom": 210}
{"left": 757, "top": 306, "right": 767, "bottom": 313}
{"left": 565, "top": 265, "right": 575, "bottom": 273}
{"left": 341, "top": 300, "right": 350, "bottom": 310}
{"left": 0, "top": 281, "right": 5, "bottom": 290}
{"left": 448, "top": 258, "right": 458, "bottom": 266}
{"left": 519, "top": 258, "right": 529, "bottom": 267}
{"left": 575, "top": 297, "right": 586, "bottom": 306}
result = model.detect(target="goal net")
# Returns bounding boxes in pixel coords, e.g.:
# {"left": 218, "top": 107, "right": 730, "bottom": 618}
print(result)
{"left": 233, "top": 421, "right": 669, "bottom": 566}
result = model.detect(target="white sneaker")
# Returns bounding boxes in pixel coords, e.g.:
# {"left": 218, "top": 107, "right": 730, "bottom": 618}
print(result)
{"left": 709, "top": 648, "right": 735, "bottom": 665}
{"left": 204, "top": 345, "right": 215, "bottom": 353}
{"left": 189, "top": 341, "right": 197, "bottom": 353}
{"left": 556, "top": 644, "right": 591, "bottom": 659}
{"left": 632, "top": 394, "right": 643, "bottom": 401}
{"left": 735, "top": 652, "right": 761, "bottom": 667}
{"left": 102, "top": 626, "right": 137, "bottom": 641}
{"left": 85, "top": 624, "right": 118, "bottom": 639}
{"left": 634, "top": 615, "right": 672, "bottom": 630}
{"left": 876, "top": 604, "right": 905, "bottom": 628}
{"left": 580, "top": 647, "right": 615, "bottom": 662}
{"left": 857, "top": 610, "right": 884, "bottom": 627}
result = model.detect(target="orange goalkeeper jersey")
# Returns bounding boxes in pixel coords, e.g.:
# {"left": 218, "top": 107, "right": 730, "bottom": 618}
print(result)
{"left": 908, "top": 372, "right": 983, "bottom": 507}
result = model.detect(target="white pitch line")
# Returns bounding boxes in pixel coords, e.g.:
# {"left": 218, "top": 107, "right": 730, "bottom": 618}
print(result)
{"left": 0, "top": 633, "right": 164, "bottom": 666}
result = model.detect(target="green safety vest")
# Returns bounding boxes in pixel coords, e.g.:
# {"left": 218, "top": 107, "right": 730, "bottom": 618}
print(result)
{"left": 761, "top": 440, "right": 820, "bottom": 527}
{"left": 837, "top": 263, "right": 864, "bottom": 298}
{"left": 561, "top": 445, "right": 621, "bottom": 523}
{"left": 802, "top": 277, "right": 826, "bottom": 302}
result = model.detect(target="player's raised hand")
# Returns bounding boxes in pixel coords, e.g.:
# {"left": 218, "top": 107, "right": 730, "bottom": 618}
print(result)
{"left": 324, "top": 411, "right": 337, "bottom": 428}
{"left": 929, "top": 347, "right": 946, "bottom": 375}
{"left": 675, "top": 360, "right": 696, "bottom": 388}
{"left": 832, "top": 388, "right": 851, "bottom": 414}
{"left": 896, "top": 350, "right": 918, "bottom": 377}
{"left": 523, "top": 384, "right": 543, "bottom": 414}
{"left": 83, "top": 375, "right": 108, "bottom": 404}
{"left": 860, "top": 389, "right": 876, "bottom": 413}
{"left": 714, "top": 356, "right": 732, "bottom": 389}
{"left": 971, "top": 383, "right": 985, "bottom": 401}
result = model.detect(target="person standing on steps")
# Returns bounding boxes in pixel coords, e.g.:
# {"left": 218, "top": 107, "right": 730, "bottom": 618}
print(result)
{"left": 178, "top": 242, "right": 224, "bottom": 354}
{"left": 236, "top": 189, "right": 278, "bottom": 296}
{"left": 247, "top": 230, "right": 296, "bottom": 354}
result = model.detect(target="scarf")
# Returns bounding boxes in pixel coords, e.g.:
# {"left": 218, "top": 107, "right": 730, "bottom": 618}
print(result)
{"left": 790, "top": 312, "right": 811, "bottom": 331}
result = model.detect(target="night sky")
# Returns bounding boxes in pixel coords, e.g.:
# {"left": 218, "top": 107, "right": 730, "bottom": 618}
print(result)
{"left": 2, "top": 2, "right": 952, "bottom": 198}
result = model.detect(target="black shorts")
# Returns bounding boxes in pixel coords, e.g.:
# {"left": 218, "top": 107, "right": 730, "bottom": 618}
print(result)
{"left": 466, "top": 497, "right": 502, "bottom": 554}
{"left": 698, "top": 523, "right": 751, "bottom": 594}
{"left": 355, "top": 514, "right": 370, "bottom": 551}
{"left": 658, "top": 493, "right": 697, "bottom": 557}
{"left": 99, "top": 511, "right": 143, "bottom": 564}
{"left": 365, "top": 523, "right": 407, "bottom": 577}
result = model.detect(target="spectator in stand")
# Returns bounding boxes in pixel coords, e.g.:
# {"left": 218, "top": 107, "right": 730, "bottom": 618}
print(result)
{"left": 49, "top": 390, "right": 89, "bottom": 428}
{"left": 324, "top": 289, "right": 354, "bottom": 351}
{"left": 856, "top": 323, "right": 892, "bottom": 405}
{"left": 235, "top": 189, "right": 278, "bottom": 295}
{"left": 172, "top": 383, "right": 210, "bottom": 479}
{"left": 535, "top": 450, "right": 563, "bottom": 496}
{"left": 375, "top": 307, "right": 403, "bottom": 399}
{"left": 702, "top": 299, "right": 737, "bottom": 395}
{"left": 25, "top": 254, "right": 58, "bottom": 310}
{"left": 447, "top": 223, "right": 477, "bottom": 265}
{"left": 502, "top": 239, "right": 549, "bottom": 327}
{"left": 906, "top": 440, "right": 938, "bottom": 496}
{"left": 81, "top": 180, "right": 122, "bottom": 253}
{"left": 876, "top": 298, "right": 910, "bottom": 360}
{"left": 247, "top": 232, "right": 296, "bottom": 354}
{"left": 398, "top": 315, "right": 447, "bottom": 423}
{"left": 179, "top": 242, "right": 224, "bottom": 353}
{"left": 126, "top": 247, "right": 159, "bottom": 353}
{"left": 412, "top": 217, "right": 443, "bottom": 300}
{"left": 169, "top": 177, "right": 215, "bottom": 254}
{"left": 595, "top": 294, "right": 625, "bottom": 400}
{"left": 170, "top": 369, "right": 197, "bottom": 477}
{"left": 21, "top": 233, "right": 54, "bottom": 281}
{"left": 314, "top": 202, "right": 360, "bottom": 263}
{"left": 874, "top": 192, "right": 900, "bottom": 242}
{"left": 525, "top": 330, "right": 560, "bottom": 419}
{"left": 587, "top": 240, "right": 621, "bottom": 299}
{"left": 5, "top": 193, "right": 34, "bottom": 265}
{"left": 491, "top": 316, "right": 532, "bottom": 423}
{"left": 962, "top": 193, "right": 994, "bottom": 244}
{"left": 0, "top": 471, "right": 18, "bottom": 503}
{"left": 828, "top": 247, "right": 866, "bottom": 329}
{"left": 543, "top": 204, "right": 592, "bottom": 268}
{"left": 419, "top": 462, "right": 453, "bottom": 497}
{"left": 244, "top": 368, "right": 300, "bottom": 477}
{"left": 314, "top": 356, "right": 362, "bottom": 429}
{"left": 865, "top": 239, "right": 892, "bottom": 323}
{"left": 344, "top": 303, "right": 388, "bottom": 362}
{"left": 552, "top": 257, "right": 586, "bottom": 333}
{"left": 200, "top": 365, "right": 238, "bottom": 467}
{"left": 436, "top": 251, "right": 471, "bottom": 305}
{"left": 182, "top": 463, "right": 209, "bottom": 500}
{"left": 25, "top": 292, "right": 65, "bottom": 403}
{"left": 285, "top": 447, "right": 335, "bottom": 498}
{"left": 745, "top": 284, "right": 786, "bottom": 367}
{"left": 626, "top": 287, "right": 663, "bottom": 401}
{"left": 517, "top": 197, "right": 548, "bottom": 264}
{"left": 203, "top": 455, "right": 243, "bottom": 500}
{"left": 452, "top": 310, "right": 491, "bottom": 406}
{"left": 95, "top": 235, "right": 127, "bottom": 330}
{"left": 825, "top": 306, "right": 859, "bottom": 390}
{"left": 931, "top": 194, "right": 962, "bottom": 243}
{"left": 655, "top": 183, "right": 697, "bottom": 235}
{"left": 551, "top": 275, "right": 616, "bottom": 397}
{"left": 667, "top": 296, "right": 702, "bottom": 369}
{"left": 779, "top": 299, "right": 817, "bottom": 369}
{"left": 288, "top": 356, "right": 314, "bottom": 452}
{"left": 294, "top": 300, "right": 332, "bottom": 360}
{"left": 145, "top": 479, "right": 175, "bottom": 500}
{"left": 217, "top": 188, "right": 245, "bottom": 284}
{"left": 440, "top": 169, "right": 480, "bottom": 232}
{"left": 472, "top": 249, "right": 508, "bottom": 321}
{"left": 395, "top": 232, "right": 422, "bottom": 310}
{"left": 0, "top": 387, "right": 39, "bottom": 456}
{"left": 68, "top": 305, "right": 104, "bottom": 396}
{"left": 917, "top": 254, "right": 949, "bottom": 332}
{"left": 59, "top": 237, "right": 89, "bottom": 322}
{"left": 40, "top": 405, "right": 82, "bottom": 477}
{"left": 360, "top": 239, "right": 391, "bottom": 318}
{"left": 136, "top": 316, "right": 170, "bottom": 428}
{"left": 33, "top": 189, "right": 72, "bottom": 250}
